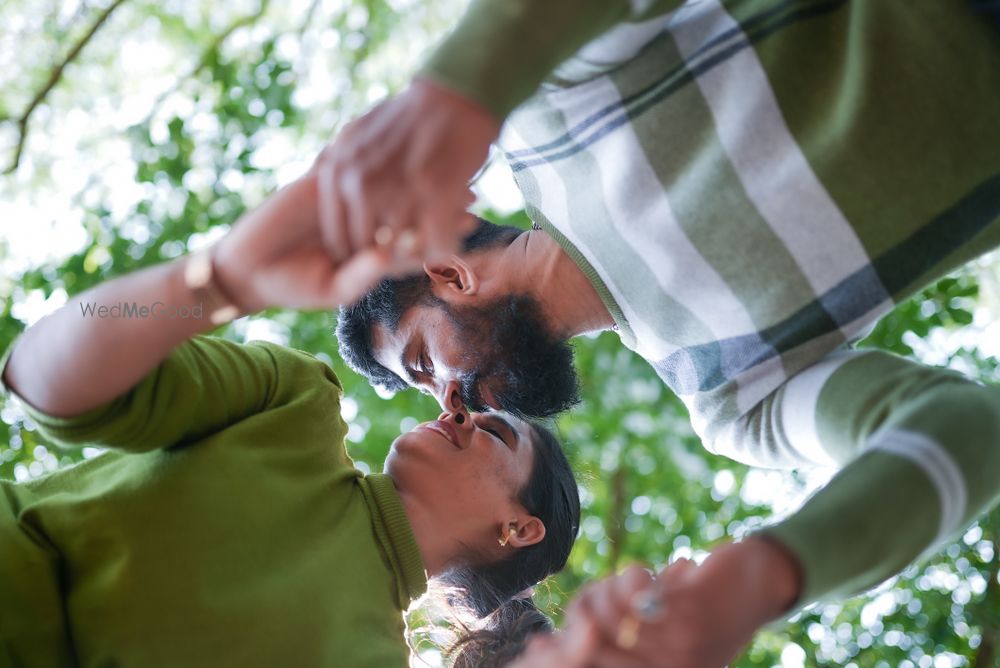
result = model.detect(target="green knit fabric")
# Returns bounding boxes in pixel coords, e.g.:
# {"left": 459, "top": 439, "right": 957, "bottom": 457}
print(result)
{"left": 420, "top": 0, "right": 1000, "bottom": 611}
{"left": 0, "top": 335, "right": 426, "bottom": 668}
{"left": 418, "top": 0, "right": 629, "bottom": 118}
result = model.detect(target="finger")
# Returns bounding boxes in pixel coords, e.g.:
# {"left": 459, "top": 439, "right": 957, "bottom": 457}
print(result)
{"left": 580, "top": 602, "right": 669, "bottom": 668}
{"left": 454, "top": 210, "right": 477, "bottom": 244}
{"left": 392, "top": 227, "right": 423, "bottom": 266}
{"left": 341, "top": 168, "right": 378, "bottom": 255}
{"left": 417, "top": 199, "right": 468, "bottom": 262}
{"left": 560, "top": 608, "right": 601, "bottom": 666}
{"left": 577, "top": 581, "right": 631, "bottom": 644}
{"left": 616, "top": 565, "right": 656, "bottom": 601}
{"left": 316, "top": 157, "right": 351, "bottom": 265}
{"left": 327, "top": 244, "right": 424, "bottom": 305}
{"left": 565, "top": 583, "right": 595, "bottom": 621}
{"left": 510, "top": 633, "right": 566, "bottom": 668}
{"left": 660, "top": 557, "right": 697, "bottom": 581}
{"left": 379, "top": 204, "right": 418, "bottom": 259}
{"left": 524, "top": 626, "right": 596, "bottom": 668}
{"left": 508, "top": 636, "right": 551, "bottom": 668}
{"left": 621, "top": 565, "right": 668, "bottom": 622}
{"left": 589, "top": 644, "right": 655, "bottom": 668}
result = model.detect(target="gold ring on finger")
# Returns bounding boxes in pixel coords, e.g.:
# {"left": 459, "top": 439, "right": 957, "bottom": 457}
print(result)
{"left": 615, "top": 613, "right": 641, "bottom": 650}
{"left": 396, "top": 229, "right": 417, "bottom": 254}
{"left": 374, "top": 225, "right": 394, "bottom": 246}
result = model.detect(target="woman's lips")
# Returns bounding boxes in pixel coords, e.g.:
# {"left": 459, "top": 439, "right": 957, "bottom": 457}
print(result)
{"left": 424, "top": 421, "right": 460, "bottom": 448}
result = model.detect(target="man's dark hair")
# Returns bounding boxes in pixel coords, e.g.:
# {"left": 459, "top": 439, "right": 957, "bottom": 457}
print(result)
{"left": 336, "top": 217, "right": 581, "bottom": 418}
{"left": 336, "top": 275, "right": 432, "bottom": 392}
{"left": 336, "top": 217, "right": 523, "bottom": 392}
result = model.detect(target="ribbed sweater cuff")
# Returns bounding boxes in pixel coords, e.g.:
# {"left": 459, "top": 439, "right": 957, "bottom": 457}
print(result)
{"left": 419, "top": 0, "right": 628, "bottom": 119}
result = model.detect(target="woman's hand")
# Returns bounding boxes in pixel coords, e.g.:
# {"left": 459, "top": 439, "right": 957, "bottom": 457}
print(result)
{"left": 3, "top": 162, "right": 427, "bottom": 418}
{"left": 311, "top": 77, "right": 499, "bottom": 265}
{"left": 568, "top": 538, "right": 802, "bottom": 668}
{"left": 213, "top": 171, "right": 420, "bottom": 312}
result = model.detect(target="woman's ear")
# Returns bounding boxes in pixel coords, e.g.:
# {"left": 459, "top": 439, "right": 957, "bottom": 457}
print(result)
{"left": 423, "top": 256, "right": 480, "bottom": 296}
{"left": 509, "top": 517, "right": 546, "bottom": 549}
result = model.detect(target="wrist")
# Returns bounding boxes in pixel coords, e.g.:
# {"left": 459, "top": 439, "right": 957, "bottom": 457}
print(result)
{"left": 184, "top": 246, "right": 251, "bottom": 323}
{"left": 702, "top": 537, "right": 802, "bottom": 628}
{"left": 737, "top": 536, "right": 803, "bottom": 619}
{"left": 411, "top": 76, "right": 503, "bottom": 130}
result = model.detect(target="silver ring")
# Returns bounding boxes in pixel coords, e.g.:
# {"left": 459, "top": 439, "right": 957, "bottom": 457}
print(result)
{"left": 632, "top": 589, "right": 663, "bottom": 619}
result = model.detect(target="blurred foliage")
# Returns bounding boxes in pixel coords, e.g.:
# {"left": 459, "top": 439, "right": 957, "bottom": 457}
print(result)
{"left": 2, "top": 2, "right": 999, "bottom": 667}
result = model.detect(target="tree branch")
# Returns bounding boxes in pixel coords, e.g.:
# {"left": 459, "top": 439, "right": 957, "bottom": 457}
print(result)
{"left": 296, "top": 0, "right": 323, "bottom": 43}
{"left": 142, "top": 0, "right": 273, "bottom": 116}
{"left": 4, "top": 0, "right": 130, "bottom": 174}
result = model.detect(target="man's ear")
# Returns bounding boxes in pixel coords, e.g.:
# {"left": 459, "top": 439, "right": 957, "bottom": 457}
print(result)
{"left": 509, "top": 516, "right": 546, "bottom": 549}
{"left": 423, "top": 256, "right": 480, "bottom": 296}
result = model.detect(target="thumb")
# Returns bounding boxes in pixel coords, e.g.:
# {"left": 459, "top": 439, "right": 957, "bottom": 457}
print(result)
{"left": 660, "top": 557, "right": 698, "bottom": 582}
{"left": 418, "top": 203, "right": 469, "bottom": 263}
{"left": 325, "top": 247, "right": 417, "bottom": 305}
{"left": 560, "top": 613, "right": 600, "bottom": 667}
{"left": 456, "top": 209, "right": 477, "bottom": 238}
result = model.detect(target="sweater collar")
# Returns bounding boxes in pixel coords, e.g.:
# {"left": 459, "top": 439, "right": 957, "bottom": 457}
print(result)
{"left": 360, "top": 473, "right": 428, "bottom": 608}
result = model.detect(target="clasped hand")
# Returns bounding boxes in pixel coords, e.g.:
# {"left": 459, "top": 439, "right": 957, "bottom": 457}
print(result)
{"left": 511, "top": 538, "right": 802, "bottom": 668}
{"left": 212, "top": 77, "right": 500, "bottom": 312}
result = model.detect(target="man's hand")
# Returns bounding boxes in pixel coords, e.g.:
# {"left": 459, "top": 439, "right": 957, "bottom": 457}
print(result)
{"left": 568, "top": 538, "right": 803, "bottom": 668}
{"left": 312, "top": 77, "right": 500, "bottom": 265}
{"left": 507, "top": 612, "right": 599, "bottom": 668}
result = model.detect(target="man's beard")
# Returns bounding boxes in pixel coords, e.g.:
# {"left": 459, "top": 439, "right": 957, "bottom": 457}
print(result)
{"left": 445, "top": 295, "right": 580, "bottom": 419}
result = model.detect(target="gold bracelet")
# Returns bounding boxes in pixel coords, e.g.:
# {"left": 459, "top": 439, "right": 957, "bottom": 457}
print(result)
{"left": 183, "top": 249, "right": 244, "bottom": 326}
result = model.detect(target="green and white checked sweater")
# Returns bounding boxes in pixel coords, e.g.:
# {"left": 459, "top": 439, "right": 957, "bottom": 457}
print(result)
{"left": 423, "top": 0, "right": 1000, "bottom": 606}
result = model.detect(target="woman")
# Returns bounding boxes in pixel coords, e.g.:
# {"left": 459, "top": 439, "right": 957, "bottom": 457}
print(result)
{"left": 0, "top": 171, "right": 580, "bottom": 667}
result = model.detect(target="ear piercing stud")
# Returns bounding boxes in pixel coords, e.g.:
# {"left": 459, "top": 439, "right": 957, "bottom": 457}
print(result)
{"left": 498, "top": 526, "right": 517, "bottom": 547}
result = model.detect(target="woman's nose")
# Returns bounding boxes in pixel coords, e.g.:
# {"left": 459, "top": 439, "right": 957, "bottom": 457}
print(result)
{"left": 438, "top": 407, "right": 471, "bottom": 427}
{"left": 438, "top": 383, "right": 471, "bottom": 427}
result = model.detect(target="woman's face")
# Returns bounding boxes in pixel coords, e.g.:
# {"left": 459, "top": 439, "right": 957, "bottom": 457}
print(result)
{"left": 384, "top": 407, "right": 538, "bottom": 544}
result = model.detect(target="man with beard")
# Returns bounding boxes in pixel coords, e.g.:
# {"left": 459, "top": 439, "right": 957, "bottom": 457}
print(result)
{"left": 329, "top": 0, "right": 1000, "bottom": 664}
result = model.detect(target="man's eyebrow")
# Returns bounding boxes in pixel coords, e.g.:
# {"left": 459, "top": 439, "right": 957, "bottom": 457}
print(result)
{"left": 398, "top": 345, "right": 417, "bottom": 385}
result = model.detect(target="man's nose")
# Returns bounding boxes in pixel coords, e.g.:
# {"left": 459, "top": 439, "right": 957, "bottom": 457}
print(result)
{"left": 436, "top": 380, "right": 465, "bottom": 414}
{"left": 438, "top": 382, "right": 471, "bottom": 428}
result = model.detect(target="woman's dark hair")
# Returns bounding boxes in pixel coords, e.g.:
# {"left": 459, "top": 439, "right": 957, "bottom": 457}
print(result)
{"left": 439, "top": 421, "right": 580, "bottom": 667}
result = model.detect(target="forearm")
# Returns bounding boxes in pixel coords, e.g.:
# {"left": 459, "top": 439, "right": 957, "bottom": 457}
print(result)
{"left": 419, "top": 0, "right": 629, "bottom": 119}
{"left": 1, "top": 258, "right": 219, "bottom": 418}
{"left": 758, "top": 361, "right": 1000, "bottom": 607}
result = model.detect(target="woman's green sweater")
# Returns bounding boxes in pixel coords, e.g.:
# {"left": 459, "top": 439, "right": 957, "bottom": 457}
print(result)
{"left": 0, "top": 335, "right": 427, "bottom": 667}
